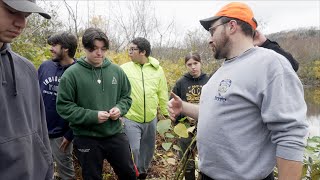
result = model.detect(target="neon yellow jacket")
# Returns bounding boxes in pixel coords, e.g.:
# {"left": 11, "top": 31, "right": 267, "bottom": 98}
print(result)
{"left": 121, "top": 57, "right": 169, "bottom": 123}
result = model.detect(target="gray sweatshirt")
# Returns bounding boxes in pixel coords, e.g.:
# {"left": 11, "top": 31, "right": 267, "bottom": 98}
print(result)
{"left": 0, "top": 43, "right": 53, "bottom": 180}
{"left": 197, "top": 47, "right": 308, "bottom": 179}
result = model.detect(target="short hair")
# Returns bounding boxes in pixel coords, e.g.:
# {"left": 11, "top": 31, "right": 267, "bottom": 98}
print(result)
{"left": 220, "top": 16, "right": 256, "bottom": 37}
{"left": 82, "top": 28, "right": 109, "bottom": 51}
{"left": 47, "top": 32, "right": 78, "bottom": 58}
{"left": 185, "top": 52, "right": 201, "bottom": 64}
{"left": 131, "top": 37, "right": 151, "bottom": 57}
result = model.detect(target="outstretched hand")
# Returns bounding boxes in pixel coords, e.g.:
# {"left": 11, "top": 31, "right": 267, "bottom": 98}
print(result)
{"left": 167, "top": 92, "right": 183, "bottom": 121}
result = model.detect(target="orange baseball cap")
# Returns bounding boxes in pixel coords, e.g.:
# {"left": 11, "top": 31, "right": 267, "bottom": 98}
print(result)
{"left": 200, "top": 2, "right": 257, "bottom": 31}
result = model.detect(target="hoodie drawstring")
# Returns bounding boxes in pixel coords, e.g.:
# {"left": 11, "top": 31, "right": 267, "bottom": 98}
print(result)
{"left": 0, "top": 54, "right": 7, "bottom": 85}
{"left": 7, "top": 51, "right": 18, "bottom": 96}
{"left": 101, "top": 66, "right": 104, "bottom": 92}
{"left": 92, "top": 66, "right": 104, "bottom": 92}
{"left": 91, "top": 66, "right": 94, "bottom": 84}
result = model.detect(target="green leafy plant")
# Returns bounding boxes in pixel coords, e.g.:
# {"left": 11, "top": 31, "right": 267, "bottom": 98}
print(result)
{"left": 302, "top": 136, "right": 320, "bottom": 180}
{"left": 156, "top": 119, "right": 178, "bottom": 168}
{"left": 156, "top": 117, "right": 199, "bottom": 180}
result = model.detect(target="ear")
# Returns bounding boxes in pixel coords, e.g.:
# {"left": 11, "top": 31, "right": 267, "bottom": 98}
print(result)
{"left": 140, "top": 50, "right": 146, "bottom": 56}
{"left": 62, "top": 48, "right": 69, "bottom": 54}
{"left": 228, "top": 20, "right": 238, "bottom": 34}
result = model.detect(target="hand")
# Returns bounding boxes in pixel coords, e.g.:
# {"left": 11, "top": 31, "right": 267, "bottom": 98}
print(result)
{"left": 59, "top": 137, "right": 71, "bottom": 153}
{"left": 187, "top": 117, "right": 196, "bottom": 126}
{"left": 109, "top": 107, "right": 121, "bottom": 120}
{"left": 167, "top": 92, "right": 183, "bottom": 121}
{"left": 98, "top": 111, "right": 110, "bottom": 123}
{"left": 253, "top": 30, "right": 267, "bottom": 46}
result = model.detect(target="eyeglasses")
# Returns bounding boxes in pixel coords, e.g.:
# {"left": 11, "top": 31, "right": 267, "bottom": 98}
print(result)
{"left": 128, "top": 48, "right": 139, "bottom": 52}
{"left": 209, "top": 22, "right": 228, "bottom": 36}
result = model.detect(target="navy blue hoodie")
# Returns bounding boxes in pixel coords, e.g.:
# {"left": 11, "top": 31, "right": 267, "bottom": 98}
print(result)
{"left": 38, "top": 59, "right": 75, "bottom": 141}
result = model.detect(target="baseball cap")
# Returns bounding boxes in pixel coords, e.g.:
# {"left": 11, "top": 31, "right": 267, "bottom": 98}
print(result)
{"left": 3, "top": 0, "right": 51, "bottom": 19}
{"left": 200, "top": 2, "right": 257, "bottom": 31}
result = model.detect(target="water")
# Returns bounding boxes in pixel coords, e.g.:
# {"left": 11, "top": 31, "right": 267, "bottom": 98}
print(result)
{"left": 308, "top": 115, "right": 320, "bottom": 137}
{"left": 305, "top": 87, "right": 320, "bottom": 137}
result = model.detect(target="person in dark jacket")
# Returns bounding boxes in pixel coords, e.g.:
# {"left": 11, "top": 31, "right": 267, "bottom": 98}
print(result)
{"left": 0, "top": 0, "right": 54, "bottom": 179}
{"left": 254, "top": 30, "right": 299, "bottom": 71}
{"left": 171, "top": 52, "right": 209, "bottom": 180}
{"left": 38, "top": 32, "right": 78, "bottom": 180}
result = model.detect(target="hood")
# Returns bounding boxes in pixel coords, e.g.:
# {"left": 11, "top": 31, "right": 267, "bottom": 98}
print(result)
{"left": 53, "top": 59, "right": 76, "bottom": 69}
{"left": 183, "top": 72, "right": 207, "bottom": 80}
{"left": 147, "top": 56, "right": 160, "bottom": 69}
{"left": 51, "top": 59, "right": 77, "bottom": 88}
{"left": 77, "top": 56, "right": 112, "bottom": 92}
{"left": 132, "top": 56, "right": 160, "bottom": 69}
{"left": 77, "top": 57, "right": 111, "bottom": 69}
{"left": 0, "top": 43, "right": 18, "bottom": 96}
{"left": 0, "top": 43, "right": 10, "bottom": 54}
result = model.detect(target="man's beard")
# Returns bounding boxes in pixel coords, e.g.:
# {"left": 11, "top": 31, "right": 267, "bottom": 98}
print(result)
{"left": 52, "top": 58, "right": 60, "bottom": 62}
{"left": 52, "top": 53, "right": 63, "bottom": 62}
{"left": 214, "top": 29, "right": 230, "bottom": 60}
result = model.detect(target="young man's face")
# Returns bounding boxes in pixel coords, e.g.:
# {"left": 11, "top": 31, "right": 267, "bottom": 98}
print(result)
{"left": 186, "top": 58, "right": 201, "bottom": 78}
{"left": 85, "top": 40, "right": 107, "bottom": 67}
{"left": 0, "top": 0, "right": 30, "bottom": 45}
{"left": 50, "top": 44, "right": 64, "bottom": 61}
{"left": 128, "top": 43, "right": 143, "bottom": 63}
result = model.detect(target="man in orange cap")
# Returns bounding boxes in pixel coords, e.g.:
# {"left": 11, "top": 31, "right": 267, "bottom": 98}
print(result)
{"left": 168, "top": 2, "right": 308, "bottom": 180}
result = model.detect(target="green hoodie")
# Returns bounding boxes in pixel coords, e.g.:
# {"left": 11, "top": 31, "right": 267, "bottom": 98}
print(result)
{"left": 121, "top": 56, "right": 169, "bottom": 123}
{"left": 56, "top": 57, "right": 132, "bottom": 137}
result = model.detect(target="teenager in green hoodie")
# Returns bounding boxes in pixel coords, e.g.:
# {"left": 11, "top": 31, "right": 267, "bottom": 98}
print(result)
{"left": 56, "top": 28, "right": 136, "bottom": 180}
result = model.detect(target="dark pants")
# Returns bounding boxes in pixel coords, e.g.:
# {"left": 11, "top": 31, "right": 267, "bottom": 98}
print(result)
{"left": 73, "top": 133, "right": 137, "bottom": 180}
{"left": 178, "top": 136, "right": 196, "bottom": 180}
{"left": 201, "top": 172, "right": 274, "bottom": 180}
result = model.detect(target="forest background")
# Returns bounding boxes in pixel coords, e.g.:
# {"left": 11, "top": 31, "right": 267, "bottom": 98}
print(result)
{"left": 12, "top": 1, "right": 320, "bottom": 88}
{"left": 10, "top": 1, "right": 320, "bottom": 179}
